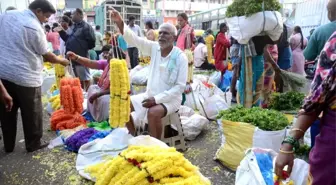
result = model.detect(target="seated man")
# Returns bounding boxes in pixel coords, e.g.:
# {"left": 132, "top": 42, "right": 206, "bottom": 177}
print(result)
{"left": 110, "top": 8, "right": 188, "bottom": 139}
{"left": 194, "top": 37, "right": 215, "bottom": 70}
{"left": 67, "top": 45, "right": 126, "bottom": 122}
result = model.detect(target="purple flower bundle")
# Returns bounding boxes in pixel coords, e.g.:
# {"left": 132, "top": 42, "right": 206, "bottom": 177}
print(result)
{"left": 65, "top": 128, "right": 98, "bottom": 152}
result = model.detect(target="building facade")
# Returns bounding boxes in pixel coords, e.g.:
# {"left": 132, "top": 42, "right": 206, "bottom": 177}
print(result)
{"left": 155, "top": 0, "right": 232, "bottom": 25}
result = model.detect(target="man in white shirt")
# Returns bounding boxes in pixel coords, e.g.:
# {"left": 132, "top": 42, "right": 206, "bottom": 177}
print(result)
{"left": 0, "top": 0, "right": 69, "bottom": 153}
{"left": 94, "top": 25, "right": 103, "bottom": 59}
{"left": 110, "top": 8, "right": 188, "bottom": 139}
{"left": 127, "top": 16, "right": 142, "bottom": 69}
{"left": 194, "top": 37, "right": 215, "bottom": 70}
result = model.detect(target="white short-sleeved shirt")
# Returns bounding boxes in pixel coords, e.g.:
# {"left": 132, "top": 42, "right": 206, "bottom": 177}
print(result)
{"left": 194, "top": 43, "right": 208, "bottom": 67}
{"left": 0, "top": 10, "right": 49, "bottom": 87}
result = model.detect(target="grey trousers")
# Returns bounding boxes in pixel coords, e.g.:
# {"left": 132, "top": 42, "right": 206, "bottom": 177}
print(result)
{"left": 0, "top": 80, "right": 43, "bottom": 152}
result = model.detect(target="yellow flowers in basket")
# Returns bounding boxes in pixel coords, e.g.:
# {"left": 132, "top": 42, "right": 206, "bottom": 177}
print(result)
{"left": 139, "top": 56, "right": 151, "bottom": 66}
{"left": 184, "top": 49, "right": 194, "bottom": 83}
{"left": 85, "top": 146, "right": 211, "bottom": 185}
{"left": 109, "top": 59, "right": 130, "bottom": 128}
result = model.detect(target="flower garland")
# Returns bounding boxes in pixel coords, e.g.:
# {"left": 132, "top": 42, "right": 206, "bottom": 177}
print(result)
{"left": 85, "top": 146, "right": 211, "bottom": 185}
{"left": 184, "top": 49, "right": 194, "bottom": 84}
{"left": 50, "top": 109, "right": 86, "bottom": 131}
{"left": 60, "top": 78, "right": 83, "bottom": 114}
{"left": 139, "top": 56, "right": 151, "bottom": 66}
{"left": 109, "top": 59, "right": 130, "bottom": 128}
{"left": 55, "top": 63, "right": 65, "bottom": 88}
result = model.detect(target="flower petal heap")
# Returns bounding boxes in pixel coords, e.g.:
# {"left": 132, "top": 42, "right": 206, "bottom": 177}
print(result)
{"left": 49, "top": 94, "right": 61, "bottom": 111}
{"left": 85, "top": 146, "right": 211, "bottom": 185}
{"left": 109, "top": 59, "right": 130, "bottom": 128}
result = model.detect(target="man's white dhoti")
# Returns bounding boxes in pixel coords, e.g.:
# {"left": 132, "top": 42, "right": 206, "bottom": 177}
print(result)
{"left": 130, "top": 93, "right": 181, "bottom": 129}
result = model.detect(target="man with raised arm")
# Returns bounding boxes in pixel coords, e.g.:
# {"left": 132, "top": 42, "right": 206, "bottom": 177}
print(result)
{"left": 110, "top": 8, "right": 188, "bottom": 139}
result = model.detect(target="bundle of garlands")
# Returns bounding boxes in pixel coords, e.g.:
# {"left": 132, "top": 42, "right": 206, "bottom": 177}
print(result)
{"left": 55, "top": 63, "right": 65, "bottom": 88}
{"left": 50, "top": 78, "right": 86, "bottom": 130}
{"left": 109, "top": 59, "right": 131, "bottom": 128}
{"left": 139, "top": 56, "right": 151, "bottom": 66}
{"left": 184, "top": 49, "right": 193, "bottom": 83}
{"left": 85, "top": 146, "right": 211, "bottom": 185}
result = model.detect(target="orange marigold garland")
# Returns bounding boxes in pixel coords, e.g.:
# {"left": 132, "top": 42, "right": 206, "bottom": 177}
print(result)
{"left": 50, "top": 78, "right": 85, "bottom": 131}
{"left": 50, "top": 109, "right": 86, "bottom": 131}
{"left": 60, "top": 78, "right": 83, "bottom": 114}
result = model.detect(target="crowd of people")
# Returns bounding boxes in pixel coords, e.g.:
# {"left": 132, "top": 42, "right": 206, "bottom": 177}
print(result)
{"left": 0, "top": 0, "right": 335, "bottom": 184}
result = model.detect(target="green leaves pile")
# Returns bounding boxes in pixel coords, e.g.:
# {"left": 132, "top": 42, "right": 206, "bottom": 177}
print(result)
{"left": 295, "top": 144, "right": 311, "bottom": 157}
{"left": 217, "top": 106, "right": 289, "bottom": 131}
{"left": 226, "top": 0, "right": 282, "bottom": 18}
{"left": 269, "top": 92, "right": 305, "bottom": 111}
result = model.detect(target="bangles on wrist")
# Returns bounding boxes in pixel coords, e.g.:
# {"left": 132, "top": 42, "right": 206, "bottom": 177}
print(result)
{"left": 282, "top": 135, "right": 300, "bottom": 152}
{"left": 290, "top": 128, "right": 305, "bottom": 134}
{"left": 279, "top": 149, "right": 294, "bottom": 154}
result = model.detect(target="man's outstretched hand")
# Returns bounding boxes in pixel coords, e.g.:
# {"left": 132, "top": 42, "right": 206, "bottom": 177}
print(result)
{"left": 142, "top": 97, "right": 156, "bottom": 108}
{"left": 0, "top": 89, "right": 13, "bottom": 112}
{"left": 108, "top": 8, "right": 123, "bottom": 24}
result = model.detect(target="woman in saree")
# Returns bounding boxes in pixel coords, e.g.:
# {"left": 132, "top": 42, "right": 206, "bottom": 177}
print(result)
{"left": 289, "top": 26, "right": 307, "bottom": 75}
{"left": 214, "top": 23, "right": 230, "bottom": 75}
{"left": 262, "top": 44, "right": 279, "bottom": 108}
{"left": 275, "top": 31, "right": 336, "bottom": 185}
{"left": 204, "top": 29, "right": 215, "bottom": 64}
{"left": 238, "top": 35, "right": 275, "bottom": 108}
{"left": 66, "top": 46, "right": 126, "bottom": 122}
{"left": 176, "top": 13, "right": 194, "bottom": 51}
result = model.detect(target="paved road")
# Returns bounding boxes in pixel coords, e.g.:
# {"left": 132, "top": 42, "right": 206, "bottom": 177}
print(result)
{"left": 0, "top": 112, "right": 235, "bottom": 185}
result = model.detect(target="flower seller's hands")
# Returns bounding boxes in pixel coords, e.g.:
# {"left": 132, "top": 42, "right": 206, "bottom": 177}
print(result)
{"left": 142, "top": 97, "right": 156, "bottom": 108}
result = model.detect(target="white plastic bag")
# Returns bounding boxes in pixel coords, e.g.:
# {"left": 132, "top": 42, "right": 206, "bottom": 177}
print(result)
{"left": 199, "top": 94, "right": 230, "bottom": 120}
{"left": 179, "top": 105, "right": 195, "bottom": 117}
{"left": 181, "top": 114, "right": 209, "bottom": 140}
{"left": 209, "top": 71, "right": 221, "bottom": 87}
{"left": 235, "top": 148, "right": 277, "bottom": 185}
{"left": 226, "top": 11, "right": 283, "bottom": 44}
{"left": 131, "top": 65, "right": 149, "bottom": 85}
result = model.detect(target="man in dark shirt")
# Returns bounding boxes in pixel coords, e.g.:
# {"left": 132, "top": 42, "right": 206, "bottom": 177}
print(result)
{"left": 58, "top": 8, "right": 96, "bottom": 90}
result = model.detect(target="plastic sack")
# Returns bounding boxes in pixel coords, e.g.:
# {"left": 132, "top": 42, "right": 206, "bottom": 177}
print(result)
{"left": 226, "top": 11, "right": 283, "bottom": 44}
{"left": 131, "top": 65, "right": 149, "bottom": 85}
{"left": 209, "top": 71, "right": 221, "bottom": 87}
{"left": 181, "top": 114, "right": 209, "bottom": 140}
{"left": 41, "top": 76, "right": 56, "bottom": 95}
{"left": 219, "top": 70, "right": 233, "bottom": 92}
{"left": 199, "top": 94, "right": 230, "bottom": 120}
{"left": 236, "top": 148, "right": 277, "bottom": 185}
{"left": 215, "top": 120, "right": 286, "bottom": 171}
{"left": 179, "top": 105, "right": 195, "bottom": 117}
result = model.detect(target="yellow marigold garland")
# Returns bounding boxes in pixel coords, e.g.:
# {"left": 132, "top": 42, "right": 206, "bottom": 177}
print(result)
{"left": 109, "top": 59, "right": 130, "bottom": 128}
{"left": 85, "top": 146, "right": 211, "bottom": 185}
{"left": 49, "top": 94, "right": 61, "bottom": 110}
{"left": 184, "top": 50, "right": 194, "bottom": 83}
{"left": 55, "top": 63, "right": 65, "bottom": 88}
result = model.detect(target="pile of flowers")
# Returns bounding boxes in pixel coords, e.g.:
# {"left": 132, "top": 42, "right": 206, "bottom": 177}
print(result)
{"left": 184, "top": 49, "right": 194, "bottom": 83}
{"left": 109, "top": 59, "right": 130, "bottom": 128}
{"left": 50, "top": 78, "right": 86, "bottom": 130}
{"left": 55, "top": 63, "right": 65, "bottom": 88}
{"left": 85, "top": 146, "right": 211, "bottom": 185}
{"left": 50, "top": 109, "right": 86, "bottom": 130}
{"left": 139, "top": 56, "right": 151, "bottom": 66}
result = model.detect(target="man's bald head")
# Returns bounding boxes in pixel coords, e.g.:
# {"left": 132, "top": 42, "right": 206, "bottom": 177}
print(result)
{"left": 328, "top": 0, "right": 336, "bottom": 21}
